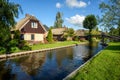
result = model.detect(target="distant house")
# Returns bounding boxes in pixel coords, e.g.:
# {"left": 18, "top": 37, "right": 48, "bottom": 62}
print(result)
{"left": 12, "top": 14, "right": 47, "bottom": 43}
{"left": 52, "top": 27, "right": 67, "bottom": 41}
{"left": 74, "top": 29, "right": 86, "bottom": 40}
{"left": 75, "top": 29, "right": 85, "bottom": 36}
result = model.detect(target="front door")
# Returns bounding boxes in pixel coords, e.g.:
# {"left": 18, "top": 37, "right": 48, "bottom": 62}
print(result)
{"left": 20, "top": 34, "right": 24, "bottom": 40}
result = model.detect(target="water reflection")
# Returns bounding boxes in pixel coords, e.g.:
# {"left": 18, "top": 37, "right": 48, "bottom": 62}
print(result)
{"left": 0, "top": 42, "right": 104, "bottom": 80}
{"left": 55, "top": 47, "right": 73, "bottom": 66}
{"left": 0, "top": 61, "right": 16, "bottom": 80}
{"left": 83, "top": 42, "right": 94, "bottom": 61}
{"left": 20, "top": 53, "right": 46, "bottom": 76}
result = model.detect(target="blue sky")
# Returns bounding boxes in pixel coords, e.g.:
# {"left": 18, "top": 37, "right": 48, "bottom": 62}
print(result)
{"left": 10, "top": 0, "right": 107, "bottom": 30}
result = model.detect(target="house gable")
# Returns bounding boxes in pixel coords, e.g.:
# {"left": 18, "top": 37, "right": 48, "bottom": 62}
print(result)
{"left": 12, "top": 14, "right": 47, "bottom": 43}
{"left": 20, "top": 19, "right": 45, "bottom": 34}
{"left": 12, "top": 14, "right": 47, "bottom": 34}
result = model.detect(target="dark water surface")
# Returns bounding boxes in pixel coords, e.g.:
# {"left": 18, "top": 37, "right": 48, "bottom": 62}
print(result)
{"left": 0, "top": 42, "right": 104, "bottom": 80}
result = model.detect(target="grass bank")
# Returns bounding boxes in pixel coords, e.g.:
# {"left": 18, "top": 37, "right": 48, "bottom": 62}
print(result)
{"left": 31, "top": 41, "right": 85, "bottom": 50}
{"left": 69, "top": 42, "right": 120, "bottom": 80}
{"left": 0, "top": 41, "right": 86, "bottom": 54}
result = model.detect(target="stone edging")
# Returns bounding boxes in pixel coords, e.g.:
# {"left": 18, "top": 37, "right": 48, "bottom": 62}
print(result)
{"left": 0, "top": 44, "right": 81, "bottom": 61}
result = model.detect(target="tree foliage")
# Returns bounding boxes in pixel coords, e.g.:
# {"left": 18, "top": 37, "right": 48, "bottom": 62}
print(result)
{"left": 0, "top": 26, "right": 11, "bottom": 53}
{"left": 47, "top": 28, "right": 53, "bottom": 43}
{"left": 83, "top": 15, "right": 97, "bottom": 33}
{"left": 54, "top": 12, "right": 64, "bottom": 28}
{"left": 109, "top": 27, "right": 120, "bottom": 36}
{"left": 85, "top": 29, "right": 100, "bottom": 35}
{"left": 14, "top": 30, "right": 21, "bottom": 40}
{"left": 64, "top": 28, "right": 74, "bottom": 37}
{"left": 0, "top": 0, "right": 22, "bottom": 27}
{"left": 0, "top": 0, "right": 22, "bottom": 53}
{"left": 99, "top": 0, "right": 120, "bottom": 31}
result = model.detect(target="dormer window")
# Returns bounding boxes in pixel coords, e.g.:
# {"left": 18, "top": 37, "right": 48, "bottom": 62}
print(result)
{"left": 31, "top": 22, "right": 38, "bottom": 28}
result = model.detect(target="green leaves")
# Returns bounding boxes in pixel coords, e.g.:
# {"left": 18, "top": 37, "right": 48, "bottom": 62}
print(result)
{"left": 0, "top": 0, "right": 22, "bottom": 53}
{"left": 64, "top": 28, "right": 74, "bottom": 37}
{"left": 83, "top": 15, "right": 97, "bottom": 33}
{"left": 99, "top": 0, "right": 120, "bottom": 31}
{"left": 0, "top": 0, "right": 22, "bottom": 27}
{"left": 47, "top": 28, "right": 53, "bottom": 43}
{"left": 109, "top": 27, "right": 120, "bottom": 36}
{"left": 54, "top": 12, "right": 64, "bottom": 28}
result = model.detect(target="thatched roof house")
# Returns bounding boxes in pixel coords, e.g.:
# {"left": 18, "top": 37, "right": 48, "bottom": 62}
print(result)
{"left": 12, "top": 14, "right": 47, "bottom": 43}
{"left": 52, "top": 27, "right": 66, "bottom": 35}
{"left": 74, "top": 29, "right": 85, "bottom": 36}
{"left": 73, "top": 29, "right": 86, "bottom": 40}
{"left": 52, "top": 27, "right": 67, "bottom": 41}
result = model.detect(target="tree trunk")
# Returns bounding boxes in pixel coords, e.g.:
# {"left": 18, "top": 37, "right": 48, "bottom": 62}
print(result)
{"left": 88, "top": 29, "right": 92, "bottom": 42}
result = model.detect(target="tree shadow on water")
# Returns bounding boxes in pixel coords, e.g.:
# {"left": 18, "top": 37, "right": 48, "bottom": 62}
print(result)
{"left": 83, "top": 39, "right": 94, "bottom": 62}
{"left": 1, "top": 61, "right": 17, "bottom": 80}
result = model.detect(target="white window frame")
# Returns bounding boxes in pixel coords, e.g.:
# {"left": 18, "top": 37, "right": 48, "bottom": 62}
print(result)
{"left": 31, "top": 22, "right": 38, "bottom": 28}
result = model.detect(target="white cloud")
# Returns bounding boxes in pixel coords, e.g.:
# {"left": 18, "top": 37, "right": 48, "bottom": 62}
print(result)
{"left": 56, "top": 2, "right": 62, "bottom": 8}
{"left": 66, "top": 14, "right": 85, "bottom": 27}
{"left": 66, "top": 0, "right": 87, "bottom": 8}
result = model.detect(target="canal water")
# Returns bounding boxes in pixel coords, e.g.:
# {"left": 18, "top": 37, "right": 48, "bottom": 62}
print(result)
{"left": 0, "top": 42, "right": 104, "bottom": 80}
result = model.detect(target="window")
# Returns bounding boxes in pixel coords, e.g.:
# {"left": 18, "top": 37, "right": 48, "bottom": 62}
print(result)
{"left": 31, "top": 22, "right": 34, "bottom": 28}
{"left": 31, "top": 34, "right": 34, "bottom": 40}
{"left": 31, "top": 22, "right": 38, "bottom": 28}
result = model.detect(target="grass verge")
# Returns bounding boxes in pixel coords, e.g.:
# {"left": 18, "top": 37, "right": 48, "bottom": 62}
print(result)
{"left": 0, "top": 41, "right": 86, "bottom": 54}
{"left": 31, "top": 41, "right": 84, "bottom": 50}
{"left": 69, "top": 42, "right": 120, "bottom": 80}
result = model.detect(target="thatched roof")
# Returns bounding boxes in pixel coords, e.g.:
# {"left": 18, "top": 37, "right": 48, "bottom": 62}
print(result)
{"left": 52, "top": 27, "right": 67, "bottom": 35}
{"left": 12, "top": 14, "right": 37, "bottom": 30}
{"left": 75, "top": 29, "right": 85, "bottom": 36}
{"left": 11, "top": 14, "right": 46, "bottom": 32}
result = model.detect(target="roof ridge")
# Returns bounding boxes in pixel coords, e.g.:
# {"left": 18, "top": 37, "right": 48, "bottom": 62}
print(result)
{"left": 13, "top": 14, "right": 38, "bottom": 30}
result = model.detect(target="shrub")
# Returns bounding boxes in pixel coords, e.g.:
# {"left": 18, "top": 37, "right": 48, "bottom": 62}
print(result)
{"left": 21, "top": 45, "right": 31, "bottom": 51}
{"left": 47, "top": 28, "right": 53, "bottom": 43}
{"left": 73, "top": 36, "right": 79, "bottom": 41}
{"left": 0, "top": 39, "right": 19, "bottom": 54}
{"left": 80, "top": 39, "right": 85, "bottom": 42}
{"left": 18, "top": 40, "right": 27, "bottom": 49}
{"left": 8, "top": 39, "right": 18, "bottom": 47}
{"left": 80, "top": 39, "right": 87, "bottom": 42}
{"left": 10, "top": 47, "right": 19, "bottom": 53}
{"left": 0, "top": 47, "right": 6, "bottom": 54}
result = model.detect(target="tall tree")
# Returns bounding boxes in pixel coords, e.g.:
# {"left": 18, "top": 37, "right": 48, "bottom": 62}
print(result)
{"left": 83, "top": 15, "right": 97, "bottom": 34}
{"left": 0, "top": 0, "right": 22, "bottom": 53}
{"left": 99, "top": 0, "right": 120, "bottom": 32}
{"left": 0, "top": 0, "right": 22, "bottom": 27}
{"left": 54, "top": 12, "right": 64, "bottom": 28}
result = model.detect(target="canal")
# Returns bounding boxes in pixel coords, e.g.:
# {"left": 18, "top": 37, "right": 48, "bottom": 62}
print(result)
{"left": 0, "top": 42, "right": 105, "bottom": 80}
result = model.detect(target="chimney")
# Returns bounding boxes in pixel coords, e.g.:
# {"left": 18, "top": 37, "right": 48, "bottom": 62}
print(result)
{"left": 25, "top": 14, "right": 31, "bottom": 17}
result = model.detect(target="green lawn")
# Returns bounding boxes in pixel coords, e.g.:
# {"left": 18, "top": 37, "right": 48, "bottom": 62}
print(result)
{"left": 0, "top": 41, "right": 86, "bottom": 54}
{"left": 31, "top": 41, "right": 82, "bottom": 50}
{"left": 69, "top": 42, "right": 120, "bottom": 80}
